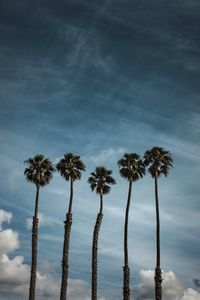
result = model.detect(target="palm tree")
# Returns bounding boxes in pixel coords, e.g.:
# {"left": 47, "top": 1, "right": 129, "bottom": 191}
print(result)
{"left": 24, "top": 154, "right": 55, "bottom": 300}
{"left": 56, "top": 153, "right": 86, "bottom": 300}
{"left": 144, "top": 147, "right": 173, "bottom": 300}
{"left": 118, "top": 153, "right": 145, "bottom": 300}
{"left": 88, "top": 166, "right": 116, "bottom": 300}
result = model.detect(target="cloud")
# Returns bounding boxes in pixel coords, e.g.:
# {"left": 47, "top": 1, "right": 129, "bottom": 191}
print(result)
{"left": 193, "top": 279, "right": 200, "bottom": 289}
{"left": 0, "top": 210, "right": 19, "bottom": 255}
{"left": 134, "top": 270, "right": 200, "bottom": 300}
{"left": 0, "top": 209, "right": 105, "bottom": 300}
{"left": 0, "top": 228, "right": 19, "bottom": 255}
{"left": 0, "top": 209, "right": 59, "bottom": 299}
{"left": 26, "top": 213, "right": 62, "bottom": 230}
{"left": 0, "top": 210, "right": 30, "bottom": 298}
{"left": 0, "top": 209, "right": 12, "bottom": 229}
{"left": 87, "top": 147, "right": 126, "bottom": 164}
{"left": 0, "top": 1, "right": 199, "bottom": 299}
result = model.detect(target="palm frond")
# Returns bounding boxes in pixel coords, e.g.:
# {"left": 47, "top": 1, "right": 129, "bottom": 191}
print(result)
{"left": 24, "top": 154, "right": 55, "bottom": 187}
{"left": 56, "top": 152, "right": 86, "bottom": 181}
{"left": 88, "top": 166, "right": 116, "bottom": 195}
{"left": 118, "top": 153, "right": 145, "bottom": 182}
{"left": 144, "top": 146, "right": 173, "bottom": 178}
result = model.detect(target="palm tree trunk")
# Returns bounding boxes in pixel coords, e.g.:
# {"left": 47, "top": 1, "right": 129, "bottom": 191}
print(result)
{"left": 29, "top": 186, "right": 40, "bottom": 300}
{"left": 60, "top": 177, "right": 73, "bottom": 300}
{"left": 123, "top": 180, "right": 132, "bottom": 300}
{"left": 91, "top": 193, "right": 103, "bottom": 300}
{"left": 154, "top": 175, "right": 162, "bottom": 300}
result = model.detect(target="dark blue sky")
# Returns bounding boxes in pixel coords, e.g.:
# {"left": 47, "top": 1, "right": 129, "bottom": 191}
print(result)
{"left": 0, "top": 1, "right": 200, "bottom": 299}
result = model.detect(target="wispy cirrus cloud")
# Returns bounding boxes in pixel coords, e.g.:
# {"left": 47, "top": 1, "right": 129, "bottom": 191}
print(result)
{"left": 26, "top": 213, "right": 62, "bottom": 230}
{"left": 86, "top": 147, "right": 126, "bottom": 164}
{"left": 0, "top": 1, "right": 200, "bottom": 299}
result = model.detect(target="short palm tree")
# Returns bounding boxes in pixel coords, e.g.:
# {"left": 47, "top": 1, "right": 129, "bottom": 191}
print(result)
{"left": 24, "top": 154, "right": 55, "bottom": 300}
{"left": 118, "top": 153, "right": 145, "bottom": 300}
{"left": 144, "top": 147, "right": 173, "bottom": 300}
{"left": 56, "top": 153, "right": 86, "bottom": 300}
{"left": 88, "top": 166, "right": 116, "bottom": 300}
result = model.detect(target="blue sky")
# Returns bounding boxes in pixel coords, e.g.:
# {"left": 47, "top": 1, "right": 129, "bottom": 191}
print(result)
{"left": 0, "top": 1, "right": 200, "bottom": 299}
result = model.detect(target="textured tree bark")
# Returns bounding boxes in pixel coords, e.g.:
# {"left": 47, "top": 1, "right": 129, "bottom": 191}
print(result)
{"left": 60, "top": 177, "right": 74, "bottom": 300}
{"left": 60, "top": 213, "right": 73, "bottom": 300}
{"left": 29, "top": 186, "right": 39, "bottom": 300}
{"left": 155, "top": 267, "right": 162, "bottom": 300}
{"left": 91, "top": 192, "right": 103, "bottom": 300}
{"left": 123, "top": 264, "right": 130, "bottom": 300}
{"left": 123, "top": 180, "right": 132, "bottom": 300}
{"left": 154, "top": 175, "right": 162, "bottom": 300}
{"left": 91, "top": 212, "right": 103, "bottom": 300}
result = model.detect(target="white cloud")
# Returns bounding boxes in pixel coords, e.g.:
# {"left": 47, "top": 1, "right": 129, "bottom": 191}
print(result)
{"left": 0, "top": 254, "right": 29, "bottom": 285}
{"left": 88, "top": 147, "right": 126, "bottom": 164}
{"left": 0, "top": 210, "right": 19, "bottom": 255}
{"left": 181, "top": 289, "right": 200, "bottom": 300}
{"left": 0, "top": 209, "right": 60, "bottom": 299}
{"left": 0, "top": 210, "right": 30, "bottom": 298}
{"left": 134, "top": 270, "right": 200, "bottom": 300}
{"left": 0, "top": 228, "right": 19, "bottom": 255}
{"left": 1, "top": 209, "right": 199, "bottom": 300}
{"left": 0, "top": 209, "right": 105, "bottom": 300}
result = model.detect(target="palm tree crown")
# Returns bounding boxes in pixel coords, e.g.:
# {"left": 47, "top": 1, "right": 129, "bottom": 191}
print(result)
{"left": 24, "top": 154, "right": 55, "bottom": 187}
{"left": 144, "top": 147, "right": 173, "bottom": 178}
{"left": 56, "top": 153, "right": 86, "bottom": 181}
{"left": 118, "top": 153, "right": 146, "bottom": 181}
{"left": 88, "top": 166, "right": 116, "bottom": 194}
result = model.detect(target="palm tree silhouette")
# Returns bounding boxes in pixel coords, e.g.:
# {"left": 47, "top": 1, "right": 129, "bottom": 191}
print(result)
{"left": 56, "top": 153, "right": 86, "bottom": 300}
{"left": 144, "top": 147, "right": 173, "bottom": 300}
{"left": 88, "top": 166, "right": 116, "bottom": 300}
{"left": 24, "top": 154, "right": 55, "bottom": 300}
{"left": 118, "top": 153, "right": 145, "bottom": 300}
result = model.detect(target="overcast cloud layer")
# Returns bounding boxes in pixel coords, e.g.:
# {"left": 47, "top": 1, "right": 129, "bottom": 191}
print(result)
{"left": 0, "top": 1, "right": 200, "bottom": 299}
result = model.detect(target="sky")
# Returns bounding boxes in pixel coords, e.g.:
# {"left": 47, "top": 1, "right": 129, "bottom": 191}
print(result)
{"left": 0, "top": 0, "right": 200, "bottom": 299}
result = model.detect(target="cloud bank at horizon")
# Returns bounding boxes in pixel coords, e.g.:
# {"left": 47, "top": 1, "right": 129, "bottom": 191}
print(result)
{"left": 0, "top": 209, "right": 199, "bottom": 300}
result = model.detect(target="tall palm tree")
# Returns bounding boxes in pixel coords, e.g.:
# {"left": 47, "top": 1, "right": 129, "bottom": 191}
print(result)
{"left": 24, "top": 154, "right": 55, "bottom": 300}
{"left": 56, "top": 153, "right": 86, "bottom": 300}
{"left": 144, "top": 147, "right": 173, "bottom": 300}
{"left": 88, "top": 166, "right": 116, "bottom": 300}
{"left": 118, "top": 153, "right": 145, "bottom": 300}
